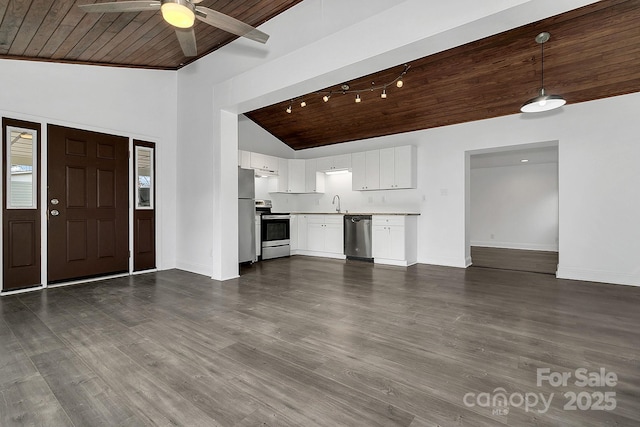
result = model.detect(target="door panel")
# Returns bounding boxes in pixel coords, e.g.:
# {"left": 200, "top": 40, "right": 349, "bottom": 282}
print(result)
{"left": 2, "top": 118, "right": 41, "bottom": 291}
{"left": 48, "top": 125, "right": 128, "bottom": 283}
{"left": 133, "top": 140, "right": 156, "bottom": 271}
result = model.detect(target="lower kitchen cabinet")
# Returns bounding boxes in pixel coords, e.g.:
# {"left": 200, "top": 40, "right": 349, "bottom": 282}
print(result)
{"left": 296, "top": 214, "right": 345, "bottom": 259}
{"left": 372, "top": 215, "right": 417, "bottom": 266}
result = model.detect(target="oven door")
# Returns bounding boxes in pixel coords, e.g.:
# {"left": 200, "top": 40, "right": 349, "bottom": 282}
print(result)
{"left": 261, "top": 215, "right": 291, "bottom": 246}
{"left": 261, "top": 215, "right": 291, "bottom": 259}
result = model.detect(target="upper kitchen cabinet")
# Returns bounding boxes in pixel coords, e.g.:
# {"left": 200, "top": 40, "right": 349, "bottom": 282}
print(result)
{"left": 352, "top": 150, "right": 380, "bottom": 191}
{"left": 270, "top": 159, "right": 306, "bottom": 193}
{"left": 316, "top": 154, "right": 351, "bottom": 172}
{"left": 379, "top": 146, "right": 417, "bottom": 189}
{"left": 305, "top": 159, "right": 325, "bottom": 193}
{"left": 238, "top": 150, "right": 251, "bottom": 169}
{"left": 250, "top": 152, "right": 279, "bottom": 174}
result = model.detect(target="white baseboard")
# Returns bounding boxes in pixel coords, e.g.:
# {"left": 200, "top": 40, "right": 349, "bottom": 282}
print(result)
{"left": 374, "top": 258, "right": 412, "bottom": 267}
{"left": 420, "top": 256, "right": 469, "bottom": 269}
{"left": 175, "top": 260, "right": 212, "bottom": 277}
{"left": 556, "top": 265, "right": 639, "bottom": 287}
{"left": 295, "top": 250, "right": 346, "bottom": 260}
{"left": 471, "top": 240, "right": 558, "bottom": 252}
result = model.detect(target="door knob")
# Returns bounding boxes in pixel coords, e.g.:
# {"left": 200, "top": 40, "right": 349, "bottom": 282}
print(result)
{"left": 50, "top": 209, "right": 60, "bottom": 216}
{"left": 50, "top": 198, "right": 59, "bottom": 205}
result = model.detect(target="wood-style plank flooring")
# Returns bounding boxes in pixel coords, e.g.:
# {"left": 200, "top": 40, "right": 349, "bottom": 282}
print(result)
{"left": 1, "top": 257, "right": 638, "bottom": 426}
{"left": 471, "top": 246, "right": 559, "bottom": 275}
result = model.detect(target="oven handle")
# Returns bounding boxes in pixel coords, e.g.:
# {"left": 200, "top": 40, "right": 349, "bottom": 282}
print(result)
{"left": 262, "top": 215, "right": 291, "bottom": 220}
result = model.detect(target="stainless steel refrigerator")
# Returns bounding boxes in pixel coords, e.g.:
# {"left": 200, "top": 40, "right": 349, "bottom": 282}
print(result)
{"left": 238, "top": 167, "right": 256, "bottom": 263}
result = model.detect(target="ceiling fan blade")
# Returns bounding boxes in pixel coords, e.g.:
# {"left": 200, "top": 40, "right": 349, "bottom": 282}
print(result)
{"left": 78, "top": 1, "right": 161, "bottom": 14}
{"left": 195, "top": 7, "right": 269, "bottom": 44}
{"left": 175, "top": 28, "right": 197, "bottom": 57}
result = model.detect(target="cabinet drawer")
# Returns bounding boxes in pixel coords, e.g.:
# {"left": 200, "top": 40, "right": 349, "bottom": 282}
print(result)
{"left": 372, "top": 216, "right": 405, "bottom": 226}
{"left": 307, "top": 215, "right": 326, "bottom": 224}
{"left": 324, "top": 215, "right": 343, "bottom": 224}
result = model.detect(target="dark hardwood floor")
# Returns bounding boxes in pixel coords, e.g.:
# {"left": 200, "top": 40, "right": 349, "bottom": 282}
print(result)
{"left": 1, "top": 257, "right": 638, "bottom": 426}
{"left": 471, "top": 246, "right": 559, "bottom": 275}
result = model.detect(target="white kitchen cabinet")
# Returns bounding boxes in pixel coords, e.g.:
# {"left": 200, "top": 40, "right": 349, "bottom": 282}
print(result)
{"left": 305, "top": 159, "right": 325, "bottom": 193}
{"left": 316, "top": 154, "right": 351, "bottom": 172}
{"left": 351, "top": 150, "right": 380, "bottom": 191}
{"left": 290, "top": 215, "right": 298, "bottom": 252}
{"left": 379, "top": 146, "right": 417, "bottom": 189}
{"left": 250, "top": 152, "right": 279, "bottom": 174}
{"left": 296, "top": 214, "right": 309, "bottom": 253}
{"left": 269, "top": 158, "right": 306, "bottom": 193}
{"left": 297, "top": 215, "right": 344, "bottom": 259}
{"left": 288, "top": 159, "right": 306, "bottom": 193}
{"left": 372, "top": 215, "right": 417, "bottom": 266}
{"left": 238, "top": 150, "right": 251, "bottom": 169}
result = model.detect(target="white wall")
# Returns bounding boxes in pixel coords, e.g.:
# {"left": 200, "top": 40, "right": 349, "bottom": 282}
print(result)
{"left": 238, "top": 115, "right": 295, "bottom": 158}
{"left": 291, "top": 92, "right": 640, "bottom": 286}
{"left": 177, "top": 0, "right": 595, "bottom": 280}
{"left": 0, "top": 59, "right": 179, "bottom": 277}
{"left": 470, "top": 163, "right": 559, "bottom": 251}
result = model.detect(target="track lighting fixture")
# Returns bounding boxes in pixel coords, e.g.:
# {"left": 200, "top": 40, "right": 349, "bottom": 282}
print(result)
{"left": 521, "top": 32, "right": 566, "bottom": 113}
{"left": 284, "top": 64, "right": 410, "bottom": 113}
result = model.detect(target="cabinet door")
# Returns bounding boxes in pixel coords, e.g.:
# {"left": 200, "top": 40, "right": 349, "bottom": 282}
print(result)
{"left": 351, "top": 152, "right": 367, "bottom": 190}
{"left": 379, "top": 147, "right": 395, "bottom": 189}
{"left": 290, "top": 215, "right": 298, "bottom": 251}
{"left": 394, "top": 145, "right": 416, "bottom": 189}
{"left": 324, "top": 222, "right": 344, "bottom": 254}
{"left": 250, "top": 152, "right": 266, "bottom": 169}
{"left": 316, "top": 156, "right": 332, "bottom": 172}
{"left": 365, "top": 150, "right": 380, "bottom": 190}
{"left": 372, "top": 225, "right": 390, "bottom": 259}
{"left": 297, "top": 215, "right": 308, "bottom": 250}
{"left": 275, "top": 158, "right": 289, "bottom": 192}
{"left": 307, "top": 223, "right": 325, "bottom": 252}
{"left": 388, "top": 226, "right": 406, "bottom": 260}
{"left": 305, "top": 159, "right": 325, "bottom": 193}
{"left": 333, "top": 154, "right": 351, "bottom": 170}
{"left": 288, "top": 159, "right": 305, "bottom": 193}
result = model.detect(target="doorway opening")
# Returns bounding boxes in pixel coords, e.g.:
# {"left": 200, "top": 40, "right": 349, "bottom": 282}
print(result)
{"left": 466, "top": 142, "right": 559, "bottom": 274}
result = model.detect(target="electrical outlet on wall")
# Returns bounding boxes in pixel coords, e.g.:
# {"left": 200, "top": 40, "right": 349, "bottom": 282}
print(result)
{"left": 368, "top": 196, "right": 373, "bottom": 203}
{"left": 490, "top": 234, "right": 495, "bottom": 240}
{"left": 382, "top": 196, "right": 386, "bottom": 203}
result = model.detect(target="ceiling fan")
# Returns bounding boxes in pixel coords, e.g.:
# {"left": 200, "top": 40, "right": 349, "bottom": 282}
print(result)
{"left": 79, "top": 0, "right": 270, "bottom": 57}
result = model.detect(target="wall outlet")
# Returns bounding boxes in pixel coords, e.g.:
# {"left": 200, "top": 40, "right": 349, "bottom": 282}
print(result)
{"left": 422, "top": 194, "right": 426, "bottom": 202}
{"left": 368, "top": 196, "right": 373, "bottom": 203}
{"left": 490, "top": 233, "right": 495, "bottom": 240}
{"left": 316, "top": 199, "right": 320, "bottom": 205}
{"left": 440, "top": 188, "right": 448, "bottom": 196}
{"left": 381, "top": 196, "right": 386, "bottom": 203}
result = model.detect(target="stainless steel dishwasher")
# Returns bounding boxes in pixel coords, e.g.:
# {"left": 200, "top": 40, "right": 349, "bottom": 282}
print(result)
{"left": 344, "top": 215, "right": 372, "bottom": 261}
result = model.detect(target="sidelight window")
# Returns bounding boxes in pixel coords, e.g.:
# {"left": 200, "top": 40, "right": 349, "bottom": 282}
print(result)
{"left": 135, "top": 146, "right": 154, "bottom": 209}
{"left": 6, "top": 127, "right": 37, "bottom": 209}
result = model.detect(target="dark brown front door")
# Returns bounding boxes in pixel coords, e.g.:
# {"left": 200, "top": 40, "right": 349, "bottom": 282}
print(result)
{"left": 47, "top": 125, "right": 129, "bottom": 283}
{"left": 2, "top": 118, "right": 41, "bottom": 291}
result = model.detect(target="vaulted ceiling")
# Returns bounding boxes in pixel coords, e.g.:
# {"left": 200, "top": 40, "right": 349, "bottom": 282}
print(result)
{"left": 0, "top": 0, "right": 301, "bottom": 69}
{"left": 246, "top": 0, "right": 640, "bottom": 150}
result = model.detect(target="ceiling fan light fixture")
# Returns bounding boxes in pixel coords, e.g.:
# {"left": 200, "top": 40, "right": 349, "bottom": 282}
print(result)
{"left": 161, "top": 0, "right": 195, "bottom": 29}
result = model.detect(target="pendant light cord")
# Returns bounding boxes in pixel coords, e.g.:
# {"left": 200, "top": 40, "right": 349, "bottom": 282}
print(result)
{"left": 540, "top": 40, "right": 545, "bottom": 91}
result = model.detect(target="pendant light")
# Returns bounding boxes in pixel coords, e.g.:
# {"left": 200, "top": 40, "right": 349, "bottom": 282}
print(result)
{"left": 521, "top": 32, "right": 566, "bottom": 113}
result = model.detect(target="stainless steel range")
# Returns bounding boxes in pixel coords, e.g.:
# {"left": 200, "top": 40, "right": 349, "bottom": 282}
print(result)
{"left": 256, "top": 200, "right": 291, "bottom": 260}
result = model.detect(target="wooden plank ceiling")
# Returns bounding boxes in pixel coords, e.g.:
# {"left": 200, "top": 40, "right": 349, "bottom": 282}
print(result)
{"left": 246, "top": 0, "right": 640, "bottom": 150}
{"left": 0, "top": 0, "right": 302, "bottom": 69}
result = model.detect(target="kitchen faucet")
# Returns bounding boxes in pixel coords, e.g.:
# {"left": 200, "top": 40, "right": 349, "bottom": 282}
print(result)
{"left": 332, "top": 195, "right": 341, "bottom": 213}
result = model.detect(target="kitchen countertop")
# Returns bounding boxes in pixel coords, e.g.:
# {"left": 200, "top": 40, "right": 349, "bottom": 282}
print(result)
{"left": 286, "top": 212, "right": 420, "bottom": 216}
